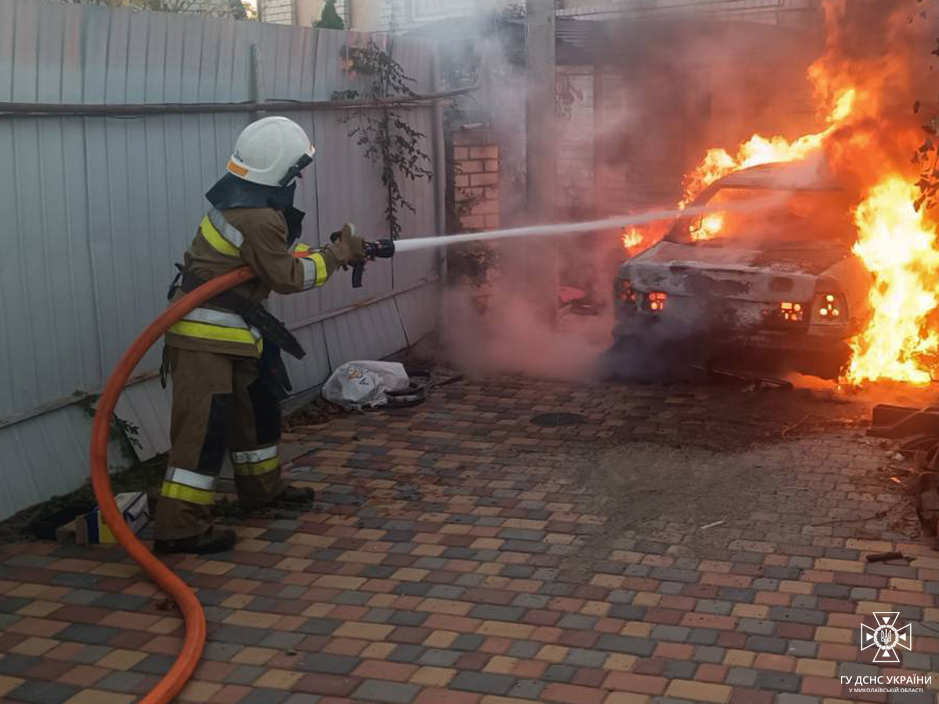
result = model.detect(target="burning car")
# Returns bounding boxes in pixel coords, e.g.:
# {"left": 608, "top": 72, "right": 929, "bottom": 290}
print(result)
{"left": 613, "top": 160, "right": 872, "bottom": 380}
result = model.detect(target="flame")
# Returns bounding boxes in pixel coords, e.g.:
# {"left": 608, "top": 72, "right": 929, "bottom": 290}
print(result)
{"left": 680, "top": 89, "right": 856, "bottom": 240}
{"left": 621, "top": 226, "right": 644, "bottom": 251}
{"left": 693, "top": 213, "right": 725, "bottom": 242}
{"left": 845, "top": 177, "right": 939, "bottom": 385}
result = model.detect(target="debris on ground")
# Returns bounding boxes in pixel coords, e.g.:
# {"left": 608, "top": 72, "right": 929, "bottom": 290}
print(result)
{"left": 867, "top": 403, "right": 939, "bottom": 539}
{"left": 865, "top": 550, "right": 908, "bottom": 563}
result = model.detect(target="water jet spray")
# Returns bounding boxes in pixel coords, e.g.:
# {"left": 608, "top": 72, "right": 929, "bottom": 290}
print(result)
{"left": 393, "top": 196, "right": 779, "bottom": 253}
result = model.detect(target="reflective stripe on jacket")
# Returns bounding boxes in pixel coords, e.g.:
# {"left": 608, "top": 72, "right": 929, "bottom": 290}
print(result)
{"left": 165, "top": 207, "right": 337, "bottom": 357}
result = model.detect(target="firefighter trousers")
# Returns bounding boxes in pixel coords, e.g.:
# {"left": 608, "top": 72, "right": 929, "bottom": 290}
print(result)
{"left": 154, "top": 347, "right": 285, "bottom": 541}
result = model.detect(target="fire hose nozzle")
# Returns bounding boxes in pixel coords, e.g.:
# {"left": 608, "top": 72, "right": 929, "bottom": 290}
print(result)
{"left": 366, "top": 238, "right": 396, "bottom": 259}
{"left": 349, "top": 238, "right": 395, "bottom": 288}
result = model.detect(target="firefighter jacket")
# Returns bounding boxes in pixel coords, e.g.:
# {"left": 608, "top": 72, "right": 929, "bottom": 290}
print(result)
{"left": 165, "top": 207, "right": 337, "bottom": 357}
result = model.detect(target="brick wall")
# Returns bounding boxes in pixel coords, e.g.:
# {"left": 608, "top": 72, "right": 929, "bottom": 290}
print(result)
{"left": 259, "top": 0, "right": 295, "bottom": 24}
{"left": 556, "top": 66, "right": 595, "bottom": 218}
{"left": 452, "top": 131, "right": 500, "bottom": 232}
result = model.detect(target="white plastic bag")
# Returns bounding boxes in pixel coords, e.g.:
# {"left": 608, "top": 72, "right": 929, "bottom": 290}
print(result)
{"left": 321, "top": 361, "right": 410, "bottom": 410}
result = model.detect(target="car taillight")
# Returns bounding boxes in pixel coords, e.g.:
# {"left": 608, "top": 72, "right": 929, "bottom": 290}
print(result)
{"left": 815, "top": 292, "right": 847, "bottom": 323}
{"left": 615, "top": 278, "right": 636, "bottom": 304}
{"left": 647, "top": 291, "right": 667, "bottom": 312}
{"left": 779, "top": 301, "right": 804, "bottom": 322}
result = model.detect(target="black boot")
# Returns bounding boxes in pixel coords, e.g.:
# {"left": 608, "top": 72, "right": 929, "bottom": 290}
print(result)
{"left": 154, "top": 527, "right": 237, "bottom": 555}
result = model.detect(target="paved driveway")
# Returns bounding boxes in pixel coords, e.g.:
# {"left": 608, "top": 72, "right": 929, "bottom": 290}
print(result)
{"left": 0, "top": 376, "right": 936, "bottom": 704}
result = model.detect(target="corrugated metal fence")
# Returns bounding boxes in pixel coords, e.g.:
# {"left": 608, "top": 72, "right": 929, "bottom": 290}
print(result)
{"left": 0, "top": 0, "right": 443, "bottom": 520}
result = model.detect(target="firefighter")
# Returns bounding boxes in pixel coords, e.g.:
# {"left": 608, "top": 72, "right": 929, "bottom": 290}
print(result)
{"left": 154, "top": 116, "right": 366, "bottom": 554}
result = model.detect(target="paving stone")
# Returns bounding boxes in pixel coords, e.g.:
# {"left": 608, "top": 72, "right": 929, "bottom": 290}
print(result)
{"left": 755, "top": 671, "right": 801, "bottom": 693}
{"left": 133, "top": 654, "right": 178, "bottom": 675}
{"left": 89, "top": 593, "right": 150, "bottom": 611}
{"left": 838, "top": 663, "right": 879, "bottom": 679}
{"left": 777, "top": 696, "right": 821, "bottom": 704}
{"left": 747, "top": 636, "right": 787, "bottom": 653}
{"left": 211, "top": 625, "right": 270, "bottom": 645}
{"left": 786, "top": 640, "right": 817, "bottom": 658}
{"left": 418, "top": 649, "right": 461, "bottom": 667}
{"left": 298, "top": 619, "right": 341, "bottom": 636}
{"left": 663, "top": 660, "right": 697, "bottom": 679}
{"left": 726, "top": 667, "right": 758, "bottom": 687}
{"left": 790, "top": 595, "right": 818, "bottom": 609}
{"left": 6, "top": 680, "right": 80, "bottom": 704}
{"left": 507, "top": 641, "right": 542, "bottom": 659}
{"left": 56, "top": 624, "right": 118, "bottom": 644}
{"left": 768, "top": 607, "right": 826, "bottom": 626}
{"left": 608, "top": 604, "right": 646, "bottom": 620}
{"left": 557, "top": 614, "right": 598, "bottom": 630}
{"left": 426, "top": 585, "right": 464, "bottom": 600}
{"left": 450, "top": 671, "right": 516, "bottom": 695}
{"left": 718, "top": 588, "right": 755, "bottom": 602}
{"left": 693, "top": 646, "right": 724, "bottom": 663}
{"left": 739, "top": 619, "right": 775, "bottom": 635}
{"left": 60, "top": 590, "right": 104, "bottom": 606}
{"left": 298, "top": 653, "right": 359, "bottom": 674}
{"left": 452, "top": 634, "right": 486, "bottom": 652}
{"left": 73, "top": 646, "right": 112, "bottom": 665}
{"left": 814, "top": 584, "right": 851, "bottom": 599}
{"left": 596, "top": 634, "right": 657, "bottom": 656}
{"left": 469, "top": 605, "right": 526, "bottom": 622}
{"left": 202, "top": 643, "right": 243, "bottom": 662}
{"left": 353, "top": 680, "right": 421, "bottom": 704}
{"left": 260, "top": 632, "right": 306, "bottom": 650}
{"left": 889, "top": 691, "right": 933, "bottom": 704}
{"left": 96, "top": 671, "right": 149, "bottom": 693}
{"left": 508, "top": 679, "right": 546, "bottom": 699}
{"left": 221, "top": 665, "right": 264, "bottom": 685}
{"left": 563, "top": 649, "right": 608, "bottom": 668}
{"left": 687, "top": 629, "right": 720, "bottom": 645}
{"left": 543, "top": 664, "right": 575, "bottom": 683}
{"left": 0, "top": 655, "right": 39, "bottom": 675}
{"left": 651, "top": 626, "right": 690, "bottom": 642}
{"left": 334, "top": 591, "right": 371, "bottom": 606}
{"left": 695, "top": 600, "right": 733, "bottom": 615}
{"left": 388, "top": 645, "right": 425, "bottom": 663}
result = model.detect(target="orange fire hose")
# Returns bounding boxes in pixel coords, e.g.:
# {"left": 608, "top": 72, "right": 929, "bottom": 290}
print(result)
{"left": 90, "top": 266, "right": 256, "bottom": 704}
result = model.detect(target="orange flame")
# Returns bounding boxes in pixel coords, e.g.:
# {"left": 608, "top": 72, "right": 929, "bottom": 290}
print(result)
{"left": 845, "top": 177, "right": 939, "bottom": 384}
{"left": 679, "top": 90, "right": 856, "bottom": 240}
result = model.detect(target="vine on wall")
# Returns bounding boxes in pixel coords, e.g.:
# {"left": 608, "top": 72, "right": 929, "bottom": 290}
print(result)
{"left": 333, "top": 41, "right": 433, "bottom": 239}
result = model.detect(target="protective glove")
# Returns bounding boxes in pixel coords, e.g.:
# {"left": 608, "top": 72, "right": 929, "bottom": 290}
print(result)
{"left": 324, "top": 223, "right": 367, "bottom": 268}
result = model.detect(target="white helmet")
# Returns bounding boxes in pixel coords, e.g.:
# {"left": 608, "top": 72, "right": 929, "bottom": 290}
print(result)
{"left": 226, "top": 116, "right": 316, "bottom": 187}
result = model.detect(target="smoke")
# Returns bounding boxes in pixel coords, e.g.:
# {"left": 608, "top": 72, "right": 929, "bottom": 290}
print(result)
{"left": 428, "top": 0, "right": 938, "bottom": 384}
{"left": 440, "top": 283, "right": 613, "bottom": 382}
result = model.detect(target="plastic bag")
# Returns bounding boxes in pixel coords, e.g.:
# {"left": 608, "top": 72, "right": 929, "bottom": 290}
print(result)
{"left": 321, "top": 361, "right": 410, "bottom": 410}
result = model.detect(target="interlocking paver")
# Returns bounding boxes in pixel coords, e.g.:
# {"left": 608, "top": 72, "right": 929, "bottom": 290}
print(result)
{"left": 0, "top": 377, "right": 935, "bottom": 704}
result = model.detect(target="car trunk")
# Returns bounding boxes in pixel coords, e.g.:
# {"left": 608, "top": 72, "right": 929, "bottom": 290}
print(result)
{"left": 625, "top": 241, "right": 848, "bottom": 303}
